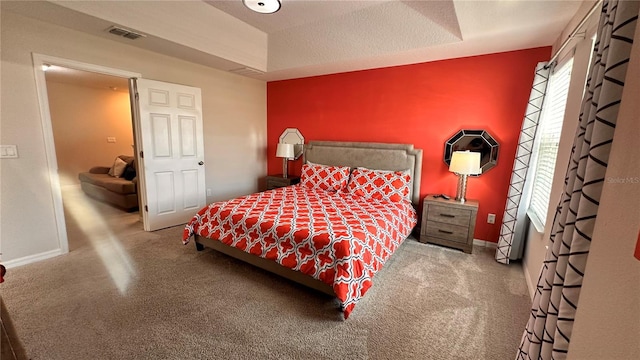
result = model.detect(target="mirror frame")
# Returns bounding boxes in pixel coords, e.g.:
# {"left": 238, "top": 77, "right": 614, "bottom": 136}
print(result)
{"left": 279, "top": 128, "right": 305, "bottom": 160}
{"left": 444, "top": 129, "right": 499, "bottom": 175}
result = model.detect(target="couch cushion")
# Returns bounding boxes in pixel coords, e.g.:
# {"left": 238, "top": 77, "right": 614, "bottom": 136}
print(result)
{"left": 108, "top": 157, "right": 128, "bottom": 178}
{"left": 118, "top": 155, "right": 135, "bottom": 165}
{"left": 122, "top": 163, "right": 137, "bottom": 181}
{"left": 78, "top": 172, "right": 136, "bottom": 194}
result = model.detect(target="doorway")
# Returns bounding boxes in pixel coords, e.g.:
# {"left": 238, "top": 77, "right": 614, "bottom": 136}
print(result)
{"left": 33, "top": 54, "right": 207, "bottom": 256}
{"left": 44, "top": 66, "right": 141, "bottom": 251}
{"left": 32, "top": 54, "right": 142, "bottom": 254}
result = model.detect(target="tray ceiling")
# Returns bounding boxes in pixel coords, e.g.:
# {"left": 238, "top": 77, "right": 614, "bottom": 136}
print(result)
{"left": 3, "top": 0, "right": 587, "bottom": 81}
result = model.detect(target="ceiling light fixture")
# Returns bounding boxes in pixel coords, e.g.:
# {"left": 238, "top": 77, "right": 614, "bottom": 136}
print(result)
{"left": 243, "top": 0, "right": 281, "bottom": 14}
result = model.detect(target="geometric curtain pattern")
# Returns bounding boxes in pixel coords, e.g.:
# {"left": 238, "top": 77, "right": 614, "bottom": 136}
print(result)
{"left": 517, "top": 1, "right": 639, "bottom": 358}
{"left": 495, "top": 62, "right": 550, "bottom": 264}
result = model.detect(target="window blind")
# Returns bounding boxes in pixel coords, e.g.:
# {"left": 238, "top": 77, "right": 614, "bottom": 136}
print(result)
{"left": 528, "top": 58, "right": 574, "bottom": 229}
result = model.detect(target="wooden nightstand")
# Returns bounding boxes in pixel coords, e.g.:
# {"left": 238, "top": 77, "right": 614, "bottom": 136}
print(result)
{"left": 419, "top": 195, "right": 479, "bottom": 254}
{"left": 265, "top": 175, "right": 300, "bottom": 190}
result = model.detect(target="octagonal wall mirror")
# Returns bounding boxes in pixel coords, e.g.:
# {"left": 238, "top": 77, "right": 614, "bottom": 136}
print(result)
{"left": 279, "top": 128, "right": 305, "bottom": 160}
{"left": 444, "top": 129, "right": 499, "bottom": 175}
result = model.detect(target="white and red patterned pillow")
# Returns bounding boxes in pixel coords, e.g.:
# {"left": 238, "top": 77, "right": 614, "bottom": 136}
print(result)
{"left": 300, "top": 162, "right": 351, "bottom": 192}
{"left": 347, "top": 168, "right": 412, "bottom": 202}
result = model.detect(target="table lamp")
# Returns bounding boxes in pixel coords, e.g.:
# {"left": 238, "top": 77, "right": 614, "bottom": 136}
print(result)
{"left": 449, "top": 151, "right": 481, "bottom": 203}
{"left": 276, "top": 143, "right": 294, "bottom": 178}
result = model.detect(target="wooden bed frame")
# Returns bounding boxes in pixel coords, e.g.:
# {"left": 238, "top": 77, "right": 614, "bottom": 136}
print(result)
{"left": 194, "top": 141, "right": 423, "bottom": 297}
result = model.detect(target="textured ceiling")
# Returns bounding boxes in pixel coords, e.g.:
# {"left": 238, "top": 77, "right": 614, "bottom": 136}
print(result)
{"left": 209, "top": 0, "right": 584, "bottom": 79}
{"left": 207, "top": 1, "right": 464, "bottom": 71}
{"left": 3, "top": 1, "right": 586, "bottom": 81}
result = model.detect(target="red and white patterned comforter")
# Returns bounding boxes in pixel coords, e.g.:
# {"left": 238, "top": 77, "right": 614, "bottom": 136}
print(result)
{"left": 182, "top": 185, "right": 417, "bottom": 318}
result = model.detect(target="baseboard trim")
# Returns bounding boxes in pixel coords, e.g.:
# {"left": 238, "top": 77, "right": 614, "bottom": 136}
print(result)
{"left": 522, "top": 257, "right": 536, "bottom": 300}
{"left": 2, "top": 249, "right": 64, "bottom": 269}
{"left": 473, "top": 239, "right": 497, "bottom": 248}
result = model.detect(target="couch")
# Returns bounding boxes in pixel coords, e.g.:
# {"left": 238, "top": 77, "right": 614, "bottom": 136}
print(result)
{"left": 78, "top": 155, "right": 139, "bottom": 211}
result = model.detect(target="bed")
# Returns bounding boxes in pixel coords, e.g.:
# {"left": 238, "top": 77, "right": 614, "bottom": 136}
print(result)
{"left": 183, "top": 141, "right": 423, "bottom": 318}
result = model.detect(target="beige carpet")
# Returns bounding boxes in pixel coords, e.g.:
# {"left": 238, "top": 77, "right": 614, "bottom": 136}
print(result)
{"left": 1, "top": 187, "right": 531, "bottom": 359}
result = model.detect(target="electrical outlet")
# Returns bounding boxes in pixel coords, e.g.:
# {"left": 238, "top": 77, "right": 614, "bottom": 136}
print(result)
{"left": 487, "top": 213, "right": 496, "bottom": 224}
{"left": 206, "top": 188, "right": 212, "bottom": 196}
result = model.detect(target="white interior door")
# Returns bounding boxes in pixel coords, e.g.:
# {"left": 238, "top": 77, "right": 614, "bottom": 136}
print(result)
{"left": 133, "top": 78, "right": 206, "bottom": 231}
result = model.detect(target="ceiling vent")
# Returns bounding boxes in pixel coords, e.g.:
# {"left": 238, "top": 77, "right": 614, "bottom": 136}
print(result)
{"left": 229, "top": 67, "right": 266, "bottom": 77}
{"left": 106, "top": 26, "right": 146, "bottom": 40}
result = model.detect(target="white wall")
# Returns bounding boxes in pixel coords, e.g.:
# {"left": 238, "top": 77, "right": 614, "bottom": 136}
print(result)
{"left": 567, "top": 15, "right": 640, "bottom": 358}
{"left": 521, "top": 2, "right": 598, "bottom": 297}
{"left": 0, "top": 9, "right": 267, "bottom": 263}
{"left": 53, "top": 0, "right": 268, "bottom": 71}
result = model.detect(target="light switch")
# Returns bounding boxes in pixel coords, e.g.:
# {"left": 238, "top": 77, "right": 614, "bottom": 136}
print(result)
{"left": 107, "top": 137, "right": 117, "bottom": 143}
{"left": 0, "top": 145, "right": 18, "bottom": 158}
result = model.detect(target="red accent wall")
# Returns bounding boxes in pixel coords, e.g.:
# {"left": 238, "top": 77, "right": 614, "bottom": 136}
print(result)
{"left": 267, "top": 47, "right": 551, "bottom": 243}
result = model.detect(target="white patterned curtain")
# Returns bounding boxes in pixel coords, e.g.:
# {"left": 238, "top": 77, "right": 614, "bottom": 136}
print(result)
{"left": 517, "top": 1, "right": 639, "bottom": 358}
{"left": 495, "top": 63, "right": 550, "bottom": 264}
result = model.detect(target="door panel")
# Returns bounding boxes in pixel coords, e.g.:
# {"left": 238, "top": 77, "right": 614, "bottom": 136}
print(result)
{"left": 134, "top": 78, "right": 205, "bottom": 231}
{"left": 179, "top": 116, "right": 197, "bottom": 156}
{"left": 182, "top": 170, "right": 199, "bottom": 209}
{"left": 149, "top": 89, "right": 170, "bottom": 106}
{"left": 177, "top": 93, "right": 196, "bottom": 109}
{"left": 151, "top": 114, "right": 172, "bottom": 157}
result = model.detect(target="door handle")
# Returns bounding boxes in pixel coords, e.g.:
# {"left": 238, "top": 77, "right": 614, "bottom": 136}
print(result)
{"left": 198, "top": 161, "right": 204, "bottom": 166}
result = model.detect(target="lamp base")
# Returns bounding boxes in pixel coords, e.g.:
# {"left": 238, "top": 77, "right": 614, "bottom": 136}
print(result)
{"left": 455, "top": 174, "right": 468, "bottom": 203}
{"left": 282, "top": 158, "right": 289, "bottom": 178}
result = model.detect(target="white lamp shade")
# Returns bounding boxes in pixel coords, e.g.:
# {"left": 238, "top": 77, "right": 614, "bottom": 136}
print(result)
{"left": 449, "top": 151, "right": 481, "bottom": 175}
{"left": 243, "top": 0, "right": 281, "bottom": 14}
{"left": 276, "top": 143, "right": 294, "bottom": 159}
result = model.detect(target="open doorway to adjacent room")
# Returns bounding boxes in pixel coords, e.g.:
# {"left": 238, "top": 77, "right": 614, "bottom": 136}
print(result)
{"left": 43, "top": 64, "right": 142, "bottom": 252}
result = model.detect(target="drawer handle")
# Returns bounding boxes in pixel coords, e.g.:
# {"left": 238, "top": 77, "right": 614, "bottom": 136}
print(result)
{"left": 438, "top": 229, "right": 454, "bottom": 234}
{"left": 440, "top": 213, "right": 455, "bottom": 218}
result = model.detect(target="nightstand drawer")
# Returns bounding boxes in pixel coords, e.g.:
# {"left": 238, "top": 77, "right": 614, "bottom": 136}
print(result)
{"left": 267, "top": 177, "right": 290, "bottom": 188}
{"left": 265, "top": 175, "right": 300, "bottom": 190}
{"left": 426, "top": 204, "right": 471, "bottom": 227}
{"left": 425, "top": 222, "right": 469, "bottom": 243}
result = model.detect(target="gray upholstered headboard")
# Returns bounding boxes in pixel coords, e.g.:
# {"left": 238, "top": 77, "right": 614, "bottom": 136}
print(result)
{"left": 303, "top": 141, "right": 423, "bottom": 205}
